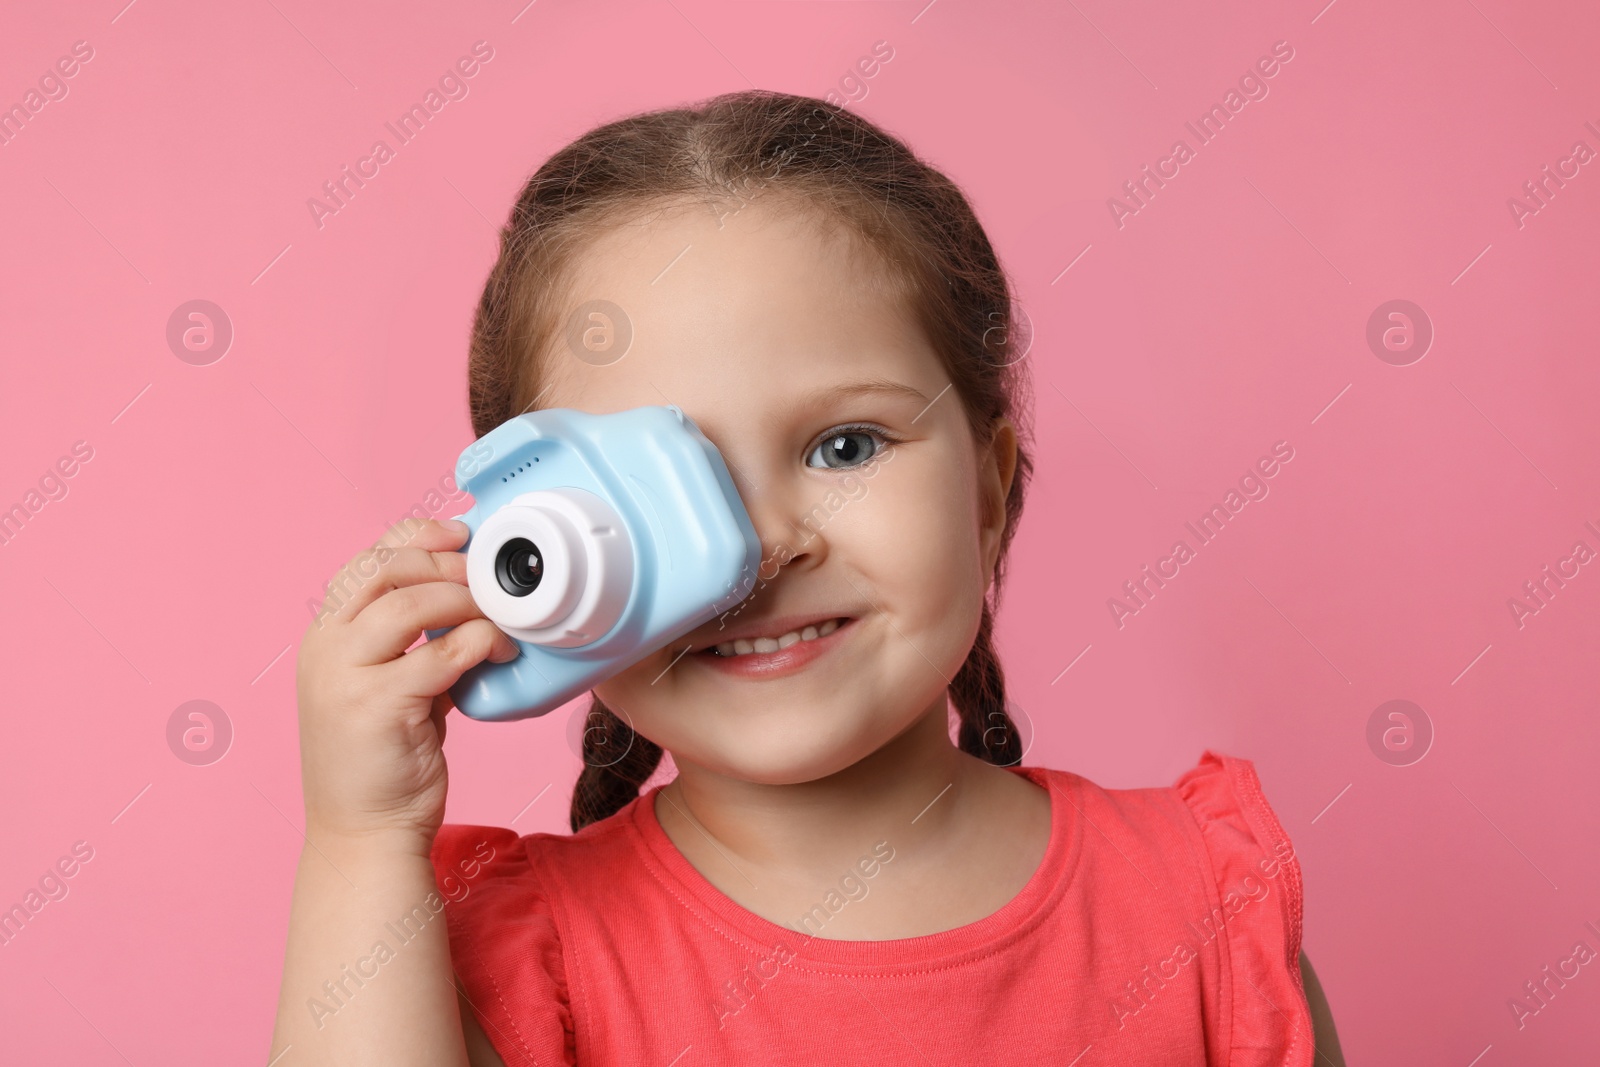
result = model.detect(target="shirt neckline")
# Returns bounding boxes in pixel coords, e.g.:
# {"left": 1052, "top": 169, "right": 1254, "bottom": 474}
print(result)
{"left": 627, "top": 764, "right": 1082, "bottom": 972}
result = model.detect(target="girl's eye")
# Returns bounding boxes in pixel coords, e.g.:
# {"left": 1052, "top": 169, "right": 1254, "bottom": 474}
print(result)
{"left": 805, "top": 426, "right": 892, "bottom": 470}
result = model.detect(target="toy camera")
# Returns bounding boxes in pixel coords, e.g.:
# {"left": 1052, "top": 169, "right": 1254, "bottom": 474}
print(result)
{"left": 425, "top": 405, "right": 762, "bottom": 722}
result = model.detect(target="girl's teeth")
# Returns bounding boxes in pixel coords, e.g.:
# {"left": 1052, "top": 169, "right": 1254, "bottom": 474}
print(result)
{"left": 714, "top": 618, "right": 845, "bottom": 657}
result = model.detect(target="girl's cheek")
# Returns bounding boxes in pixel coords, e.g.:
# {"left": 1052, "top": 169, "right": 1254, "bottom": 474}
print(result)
{"left": 837, "top": 471, "right": 868, "bottom": 501}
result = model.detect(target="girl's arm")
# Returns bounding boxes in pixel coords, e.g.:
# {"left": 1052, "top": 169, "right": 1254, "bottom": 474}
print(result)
{"left": 267, "top": 518, "right": 522, "bottom": 1065}
{"left": 1300, "top": 951, "right": 1347, "bottom": 1066}
{"left": 270, "top": 833, "right": 468, "bottom": 1064}
{"left": 459, "top": 985, "right": 510, "bottom": 1066}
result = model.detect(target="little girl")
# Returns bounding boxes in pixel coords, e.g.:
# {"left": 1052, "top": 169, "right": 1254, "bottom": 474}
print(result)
{"left": 271, "top": 91, "right": 1344, "bottom": 1066}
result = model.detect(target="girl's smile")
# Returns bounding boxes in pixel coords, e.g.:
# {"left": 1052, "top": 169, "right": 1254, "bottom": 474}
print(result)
{"left": 690, "top": 614, "right": 859, "bottom": 679}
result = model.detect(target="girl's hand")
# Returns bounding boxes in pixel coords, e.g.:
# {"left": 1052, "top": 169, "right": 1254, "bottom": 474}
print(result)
{"left": 294, "top": 518, "right": 519, "bottom": 850}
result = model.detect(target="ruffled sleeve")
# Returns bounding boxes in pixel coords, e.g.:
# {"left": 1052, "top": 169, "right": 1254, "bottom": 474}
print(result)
{"left": 1173, "top": 751, "right": 1315, "bottom": 1067}
{"left": 431, "top": 824, "right": 574, "bottom": 1067}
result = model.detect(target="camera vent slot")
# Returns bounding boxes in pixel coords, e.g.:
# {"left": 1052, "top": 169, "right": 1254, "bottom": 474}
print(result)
{"left": 501, "top": 458, "right": 541, "bottom": 483}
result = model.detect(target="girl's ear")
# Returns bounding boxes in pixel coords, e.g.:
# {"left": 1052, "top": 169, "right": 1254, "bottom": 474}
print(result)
{"left": 978, "top": 417, "right": 1019, "bottom": 585}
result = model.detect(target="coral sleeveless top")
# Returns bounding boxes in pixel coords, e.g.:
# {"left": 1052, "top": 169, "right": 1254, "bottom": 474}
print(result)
{"left": 430, "top": 751, "right": 1313, "bottom": 1066}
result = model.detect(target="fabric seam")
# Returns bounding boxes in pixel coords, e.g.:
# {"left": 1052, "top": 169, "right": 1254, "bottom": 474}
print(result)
{"left": 1165, "top": 781, "right": 1235, "bottom": 1064}
{"left": 1225, "top": 755, "right": 1312, "bottom": 1067}
{"left": 445, "top": 854, "right": 541, "bottom": 1067}
{"left": 1170, "top": 776, "right": 1238, "bottom": 1064}
{"left": 528, "top": 824, "right": 601, "bottom": 1066}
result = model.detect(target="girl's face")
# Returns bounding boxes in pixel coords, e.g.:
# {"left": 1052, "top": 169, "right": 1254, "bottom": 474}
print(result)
{"left": 536, "top": 198, "right": 1015, "bottom": 786}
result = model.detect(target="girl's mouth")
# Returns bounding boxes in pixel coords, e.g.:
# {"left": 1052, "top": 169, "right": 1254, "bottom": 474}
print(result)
{"left": 692, "top": 616, "right": 856, "bottom": 678}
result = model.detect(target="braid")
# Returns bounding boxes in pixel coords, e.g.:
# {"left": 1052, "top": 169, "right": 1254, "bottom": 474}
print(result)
{"left": 951, "top": 600, "right": 1023, "bottom": 767}
{"left": 569, "top": 696, "right": 663, "bottom": 832}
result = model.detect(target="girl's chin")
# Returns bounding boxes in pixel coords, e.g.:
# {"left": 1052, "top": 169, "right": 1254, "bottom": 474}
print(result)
{"left": 669, "top": 727, "right": 900, "bottom": 787}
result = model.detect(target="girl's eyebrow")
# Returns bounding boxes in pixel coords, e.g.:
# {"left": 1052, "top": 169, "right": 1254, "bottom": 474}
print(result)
{"left": 794, "top": 377, "right": 931, "bottom": 411}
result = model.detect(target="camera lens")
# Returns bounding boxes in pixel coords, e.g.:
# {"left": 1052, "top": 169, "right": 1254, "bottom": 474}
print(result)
{"left": 494, "top": 537, "right": 544, "bottom": 597}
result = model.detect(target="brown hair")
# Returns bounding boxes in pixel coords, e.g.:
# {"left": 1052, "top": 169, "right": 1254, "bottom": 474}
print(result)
{"left": 464, "top": 90, "right": 1035, "bottom": 833}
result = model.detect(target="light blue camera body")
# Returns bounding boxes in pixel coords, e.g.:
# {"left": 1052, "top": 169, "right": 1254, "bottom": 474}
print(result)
{"left": 426, "top": 405, "right": 761, "bottom": 722}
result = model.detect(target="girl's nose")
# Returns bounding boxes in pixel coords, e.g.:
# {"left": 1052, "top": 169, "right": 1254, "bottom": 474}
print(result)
{"left": 703, "top": 428, "right": 829, "bottom": 579}
{"left": 740, "top": 486, "right": 826, "bottom": 581}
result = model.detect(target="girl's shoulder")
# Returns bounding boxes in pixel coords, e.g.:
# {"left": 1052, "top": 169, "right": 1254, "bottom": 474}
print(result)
{"left": 1028, "top": 749, "right": 1300, "bottom": 887}
{"left": 428, "top": 816, "right": 643, "bottom": 1067}
{"left": 1021, "top": 750, "right": 1302, "bottom": 966}
{"left": 432, "top": 805, "right": 639, "bottom": 897}
{"left": 429, "top": 807, "right": 647, "bottom": 957}
{"left": 1020, "top": 751, "right": 1311, "bottom": 1063}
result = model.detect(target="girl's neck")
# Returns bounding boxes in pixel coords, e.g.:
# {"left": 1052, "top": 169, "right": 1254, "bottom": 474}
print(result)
{"left": 662, "top": 695, "right": 963, "bottom": 863}
{"left": 652, "top": 696, "right": 1052, "bottom": 940}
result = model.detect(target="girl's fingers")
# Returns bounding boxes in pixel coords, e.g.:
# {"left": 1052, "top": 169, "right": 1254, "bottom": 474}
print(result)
{"left": 429, "top": 692, "right": 453, "bottom": 746}
{"left": 315, "top": 520, "right": 471, "bottom": 627}
{"left": 343, "top": 580, "right": 493, "bottom": 665}
{"left": 431, "top": 690, "right": 456, "bottom": 719}
{"left": 389, "top": 617, "right": 520, "bottom": 701}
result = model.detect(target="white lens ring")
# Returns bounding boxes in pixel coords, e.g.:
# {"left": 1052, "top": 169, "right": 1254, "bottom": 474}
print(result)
{"left": 468, "top": 488, "right": 634, "bottom": 648}
{"left": 468, "top": 500, "right": 584, "bottom": 632}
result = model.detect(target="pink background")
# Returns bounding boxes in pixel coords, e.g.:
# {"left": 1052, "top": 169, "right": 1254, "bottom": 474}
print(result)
{"left": 3, "top": 0, "right": 1598, "bottom": 1061}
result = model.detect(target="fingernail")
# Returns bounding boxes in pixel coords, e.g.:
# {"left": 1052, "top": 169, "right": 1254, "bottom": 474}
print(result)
{"left": 490, "top": 643, "right": 519, "bottom": 663}
{"left": 442, "top": 519, "right": 469, "bottom": 534}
